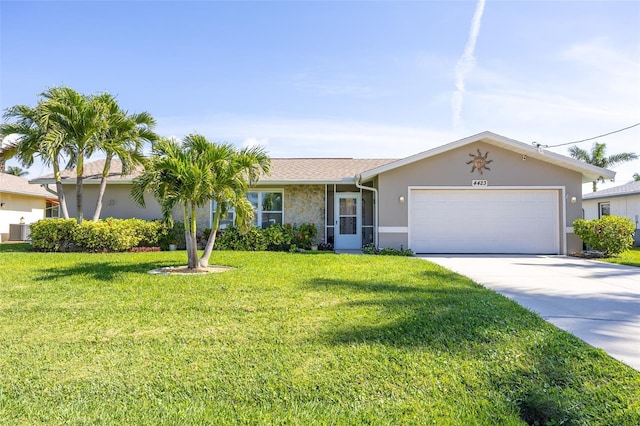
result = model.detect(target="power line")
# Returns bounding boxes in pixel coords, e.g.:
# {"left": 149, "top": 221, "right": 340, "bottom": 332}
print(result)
{"left": 532, "top": 122, "right": 640, "bottom": 149}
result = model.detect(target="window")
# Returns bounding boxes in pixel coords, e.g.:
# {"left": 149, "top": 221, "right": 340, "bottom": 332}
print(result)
{"left": 249, "top": 191, "right": 283, "bottom": 228}
{"left": 211, "top": 190, "right": 284, "bottom": 229}
{"left": 598, "top": 202, "right": 610, "bottom": 218}
{"left": 45, "top": 200, "right": 59, "bottom": 218}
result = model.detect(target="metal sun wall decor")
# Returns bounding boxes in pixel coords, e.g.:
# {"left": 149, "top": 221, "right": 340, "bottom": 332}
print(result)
{"left": 467, "top": 149, "right": 493, "bottom": 175}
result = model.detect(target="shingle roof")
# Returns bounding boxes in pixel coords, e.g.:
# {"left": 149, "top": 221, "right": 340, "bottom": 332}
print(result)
{"left": 31, "top": 158, "right": 398, "bottom": 184}
{"left": 583, "top": 181, "right": 640, "bottom": 199}
{"left": 0, "top": 173, "right": 52, "bottom": 198}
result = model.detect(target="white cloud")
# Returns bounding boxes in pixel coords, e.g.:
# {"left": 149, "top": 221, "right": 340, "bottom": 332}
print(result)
{"left": 242, "top": 137, "right": 269, "bottom": 149}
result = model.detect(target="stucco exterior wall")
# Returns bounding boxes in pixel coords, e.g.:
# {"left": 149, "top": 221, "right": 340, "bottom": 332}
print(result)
{"left": 61, "top": 183, "right": 164, "bottom": 221}
{"left": 283, "top": 184, "right": 325, "bottom": 241}
{"left": 0, "top": 193, "right": 46, "bottom": 241}
{"left": 376, "top": 141, "right": 584, "bottom": 253}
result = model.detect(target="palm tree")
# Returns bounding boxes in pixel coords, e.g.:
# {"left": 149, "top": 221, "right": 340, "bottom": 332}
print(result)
{"left": 633, "top": 173, "right": 640, "bottom": 182}
{"left": 91, "top": 94, "right": 157, "bottom": 220}
{"left": 568, "top": 142, "right": 638, "bottom": 192}
{"left": 4, "top": 166, "right": 28, "bottom": 177}
{"left": 132, "top": 135, "right": 271, "bottom": 269}
{"left": 1, "top": 101, "right": 72, "bottom": 218}
{"left": 132, "top": 137, "right": 208, "bottom": 268}
{"left": 198, "top": 144, "right": 270, "bottom": 268}
{"left": 42, "top": 87, "right": 107, "bottom": 223}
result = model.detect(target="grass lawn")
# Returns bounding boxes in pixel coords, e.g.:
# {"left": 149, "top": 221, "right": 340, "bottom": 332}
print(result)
{"left": 600, "top": 247, "right": 640, "bottom": 268}
{"left": 1, "top": 244, "right": 638, "bottom": 425}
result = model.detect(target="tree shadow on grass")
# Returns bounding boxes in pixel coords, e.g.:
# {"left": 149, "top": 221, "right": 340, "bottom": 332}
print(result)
{"left": 305, "top": 273, "right": 640, "bottom": 424}
{"left": 0, "top": 243, "right": 32, "bottom": 253}
{"left": 306, "top": 272, "right": 530, "bottom": 352}
{"left": 34, "top": 260, "right": 178, "bottom": 282}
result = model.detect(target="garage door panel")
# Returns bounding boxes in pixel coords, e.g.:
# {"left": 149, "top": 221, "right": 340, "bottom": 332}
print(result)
{"left": 410, "top": 189, "right": 559, "bottom": 254}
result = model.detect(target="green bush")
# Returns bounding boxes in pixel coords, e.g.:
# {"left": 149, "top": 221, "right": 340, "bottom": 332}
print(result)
{"left": 216, "top": 223, "right": 319, "bottom": 252}
{"left": 158, "top": 221, "right": 186, "bottom": 250}
{"left": 30, "top": 218, "right": 166, "bottom": 253}
{"left": 216, "top": 226, "right": 267, "bottom": 251}
{"left": 30, "top": 219, "right": 77, "bottom": 252}
{"left": 73, "top": 219, "right": 142, "bottom": 252}
{"left": 573, "top": 216, "right": 635, "bottom": 256}
{"left": 362, "top": 243, "right": 413, "bottom": 256}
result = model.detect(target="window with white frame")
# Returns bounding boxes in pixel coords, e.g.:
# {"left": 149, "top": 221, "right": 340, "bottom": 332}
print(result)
{"left": 598, "top": 202, "right": 610, "bottom": 218}
{"left": 248, "top": 191, "right": 283, "bottom": 228}
{"left": 45, "top": 200, "right": 59, "bottom": 218}
{"left": 211, "top": 190, "right": 284, "bottom": 229}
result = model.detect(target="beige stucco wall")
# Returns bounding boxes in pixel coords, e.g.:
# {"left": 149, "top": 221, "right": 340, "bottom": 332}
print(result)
{"left": 61, "top": 183, "right": 164, "bottom": 221}
{"left": 376, "top": 141, "right": 584, "bottom": 253}
{"left": 283, "top": 184, "right": 325, "bottom": 241}
{"left": 0, "top": 193, "right": 46, "bottom": 241}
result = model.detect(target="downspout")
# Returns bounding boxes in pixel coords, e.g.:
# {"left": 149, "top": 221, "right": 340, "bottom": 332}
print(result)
{"left": 41, "top": 184, "right": 58, "bottom": 197}
{"left": 355, "top": 174, "right": 378, "bottom": 248}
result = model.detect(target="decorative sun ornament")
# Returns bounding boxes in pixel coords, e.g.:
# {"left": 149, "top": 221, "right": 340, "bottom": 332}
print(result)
{"left": 467, "top": 149, "right": 493, "bottom": 175}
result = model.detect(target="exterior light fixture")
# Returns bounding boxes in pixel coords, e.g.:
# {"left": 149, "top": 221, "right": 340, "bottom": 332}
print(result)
{"left": 399, "top": 196, "right": 405, "bottom": 203}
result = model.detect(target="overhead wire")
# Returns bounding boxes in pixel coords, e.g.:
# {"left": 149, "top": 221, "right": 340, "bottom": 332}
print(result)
{"left": 532, "top": 122, "right": 640, "bottom": 149}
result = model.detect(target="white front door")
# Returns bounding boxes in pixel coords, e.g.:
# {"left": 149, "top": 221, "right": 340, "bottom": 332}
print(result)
{"left": 334, "top": 193, "right": 361, "bottom": 250}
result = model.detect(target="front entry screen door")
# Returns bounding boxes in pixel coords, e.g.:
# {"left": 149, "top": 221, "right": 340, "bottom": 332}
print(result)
{"left": 335, "top": 193, "right": 361, "bottom": 249}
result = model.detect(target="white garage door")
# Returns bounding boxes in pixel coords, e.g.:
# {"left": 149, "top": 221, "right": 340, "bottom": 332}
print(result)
{"left": 410, "top": 189, "right": 560, "bottom": 254}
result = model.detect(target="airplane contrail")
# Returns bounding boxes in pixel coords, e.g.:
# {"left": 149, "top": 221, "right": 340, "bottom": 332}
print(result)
{"left": 452, "top": 0, "right": 486, "bottom": 130}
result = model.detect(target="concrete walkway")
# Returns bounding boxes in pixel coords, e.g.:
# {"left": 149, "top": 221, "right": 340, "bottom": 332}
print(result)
{"left": 420, "top": 255, "right": 640, "bottom": 371}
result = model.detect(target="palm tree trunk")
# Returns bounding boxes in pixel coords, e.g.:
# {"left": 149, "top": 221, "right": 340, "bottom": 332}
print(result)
{"left": 199, "top": 203, "right": 221, "bottom": 267}
{"left": 76, "top": 153, "right": 84, "bottom": 223}
{"left": 592, "top": 181, "right": 597, "bottom": 192}
{"left": 93, "top": 156, "right": 112, "bottom": 221}
{"left": 188, "top": 202, "right": 199, "bottom": 269}
{"left": 52, "top": 161, "right": 69, "bottom": 219}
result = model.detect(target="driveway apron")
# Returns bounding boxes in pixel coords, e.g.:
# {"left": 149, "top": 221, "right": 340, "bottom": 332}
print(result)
{"left": 420, "top": 255, "right": 640, "bottom": 371}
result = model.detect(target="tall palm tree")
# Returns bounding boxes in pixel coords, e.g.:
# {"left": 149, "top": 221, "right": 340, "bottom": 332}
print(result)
{"left": 1, "top": 102, "right": 72, "bottom": 218}
{"left": 198, "top": 144, "right": 271, "bottom": 268}
{"left": 132, "top": 135, "right": 271, "bottom": 269}
{"left": 42, "top": 87, "right": 104, "bottom": 223}
{"left": 4, "top": 165, "right": 28, "bottom": 177}
{"left": 569, "top": 142, "right": 638, "bottom": 192}
{"left": 91, "top": 94, "right": 157, "bottom": 220}
{"left": 132, "top": 137, "right": 208, "bottom": 268}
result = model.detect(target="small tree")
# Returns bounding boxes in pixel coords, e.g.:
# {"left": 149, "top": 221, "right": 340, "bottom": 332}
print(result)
{"left": 3, "top": 166, "right": 28, "bottom": 177}
{"left": 573, "top": 216, "right": 635, "bottom": 256}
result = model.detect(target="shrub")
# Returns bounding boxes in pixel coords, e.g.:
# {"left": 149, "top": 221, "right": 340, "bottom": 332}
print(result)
{"left": 30, "top": 218, "right": 165, "bottom": 253}
{"left": 158, "top": 221, "right": 186, "bottom": 250}
{"left": 73, "top": 219, "right": 142, "bottom": 252}
{"left": 362, "top": 243, "right": 413, "bottom": 256}
{"left": 215, "top": 226, "right": 267, "bottom": 251}
{"left": 573, "top": 216, "right": 635, "bottom": 256}
{"left": 30, "top": 219, "right": 77, "bottom": 252}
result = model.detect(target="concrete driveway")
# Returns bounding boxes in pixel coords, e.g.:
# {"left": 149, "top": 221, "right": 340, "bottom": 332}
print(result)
{"left": 420, "top": 255, "right": 640, "bottom": 371}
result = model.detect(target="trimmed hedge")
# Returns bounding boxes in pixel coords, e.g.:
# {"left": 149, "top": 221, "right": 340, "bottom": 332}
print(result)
{"left": 30, "top": 218, "right": 164, "bottom": 252}
{"left": 573, "top": 216, "right": 635, "bottom": 256}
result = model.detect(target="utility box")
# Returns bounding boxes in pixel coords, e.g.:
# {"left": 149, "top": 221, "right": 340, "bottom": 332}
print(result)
{"left": 9, "top": 224, "right": 30, "bottom": 241}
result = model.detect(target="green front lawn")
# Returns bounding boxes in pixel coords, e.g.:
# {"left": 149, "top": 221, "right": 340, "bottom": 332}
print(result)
{"left": 1, "top": 245, "right": 638, "bottom": 424}
{"left": 601, "top": 246, "right": 640, "bottom": 267}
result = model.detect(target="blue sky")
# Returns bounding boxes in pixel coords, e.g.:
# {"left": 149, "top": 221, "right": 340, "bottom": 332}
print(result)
{"left": 1, "top": 0, "right": 639, "bottom": 190}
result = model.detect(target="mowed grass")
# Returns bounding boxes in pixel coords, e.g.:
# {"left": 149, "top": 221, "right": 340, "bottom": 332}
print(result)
{"left": 0, "top": 245, "right": 638, "bottom": 425}
{"left": 601, "top": 247, "right": 640, "bottom": 268}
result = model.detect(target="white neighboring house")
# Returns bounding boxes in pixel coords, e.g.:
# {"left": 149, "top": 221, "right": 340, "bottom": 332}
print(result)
{"left": 583, "top": 181, "right": 640, "bottom": 246}
{"left": 0, "top": 173, "right": 58, "bottom": 242}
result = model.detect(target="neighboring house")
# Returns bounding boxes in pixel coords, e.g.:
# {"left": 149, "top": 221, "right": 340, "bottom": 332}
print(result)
{"left": 0, "top": 173, "right": 57, "bottom": 242}
{"left": 583, "top": 181, "right": 640, "bottom": 246}
{"left": 30, "top": 131, "right": 614, "bottom": 254}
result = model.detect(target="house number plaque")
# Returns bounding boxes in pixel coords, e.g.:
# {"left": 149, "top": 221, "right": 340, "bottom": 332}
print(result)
{"left": 472, "top": 180, "right": 488, "bottom": 187}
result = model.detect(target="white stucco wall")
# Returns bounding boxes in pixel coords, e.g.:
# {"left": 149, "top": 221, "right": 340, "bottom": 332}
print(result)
{"left": 0, "top": 193, "right": 46, "bottom": 241}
